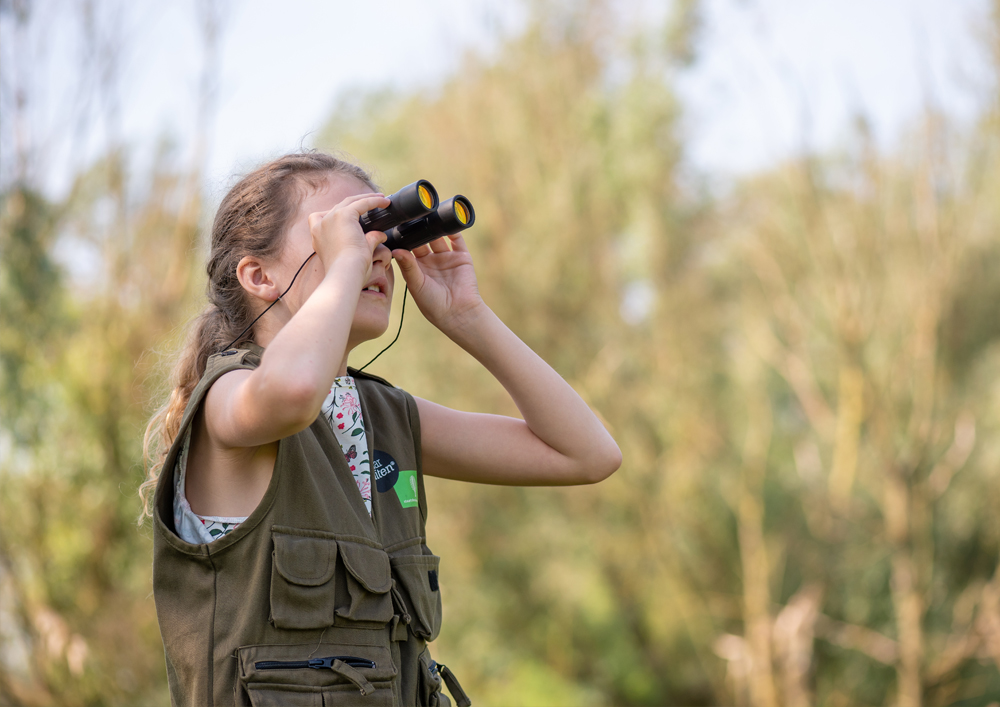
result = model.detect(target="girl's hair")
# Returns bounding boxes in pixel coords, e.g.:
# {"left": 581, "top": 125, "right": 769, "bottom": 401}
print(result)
{"left": 138, "top": 152, "right": 378, "bottom": 523}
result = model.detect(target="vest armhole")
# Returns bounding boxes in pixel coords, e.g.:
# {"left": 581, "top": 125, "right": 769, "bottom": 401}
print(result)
{"left": 153, "top": 349, "right": 262, "bottom": 535}
{"left": 402, "top": 390, "right": 427, "bottom": 523}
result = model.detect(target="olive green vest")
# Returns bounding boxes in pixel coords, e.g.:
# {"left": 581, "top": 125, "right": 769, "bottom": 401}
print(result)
{"left": 152, "top": 344, "right": 466, "bottom": 706}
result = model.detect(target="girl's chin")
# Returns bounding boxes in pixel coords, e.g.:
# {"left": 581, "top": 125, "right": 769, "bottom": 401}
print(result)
{"left": 350, "top": 299, "right": 393, "bottom": 346}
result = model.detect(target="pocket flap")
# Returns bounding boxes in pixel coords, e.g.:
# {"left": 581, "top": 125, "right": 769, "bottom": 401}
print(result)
{"left": 273, "top": 534, "right": 338, "bottom": 587}
{"left": 390, "top": 554, "right": 443, "bottom": 642}
{"left": 337, "top": 542, "right": 391, "bottom": 594}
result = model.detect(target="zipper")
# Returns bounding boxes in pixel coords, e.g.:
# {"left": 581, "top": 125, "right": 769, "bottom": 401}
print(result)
{"left": 255, "top": 656, "right": 376, "bottom": 671}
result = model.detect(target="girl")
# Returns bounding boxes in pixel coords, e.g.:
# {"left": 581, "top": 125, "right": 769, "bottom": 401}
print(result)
{"left": 141, "top": 152, "right": 620, "bottom": 706}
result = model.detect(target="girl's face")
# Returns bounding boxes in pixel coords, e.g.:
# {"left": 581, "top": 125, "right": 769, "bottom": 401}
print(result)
{"left": 276, "top": 173, "right": 394, "bottom": 349}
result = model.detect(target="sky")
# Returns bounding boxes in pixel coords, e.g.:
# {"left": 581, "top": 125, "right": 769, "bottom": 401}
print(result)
{"left": 0, "top": 0, "right": 991, "bottom": 199}
{"left": 680, "top": 0, "right": 989, "bottom": 175}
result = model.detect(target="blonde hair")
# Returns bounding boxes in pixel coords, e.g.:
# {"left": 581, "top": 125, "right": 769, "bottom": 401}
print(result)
{"left": 138, "top": 152, "right": 377, "bottom": 523}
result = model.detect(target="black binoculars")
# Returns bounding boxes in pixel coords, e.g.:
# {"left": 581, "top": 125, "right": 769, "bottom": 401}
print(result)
{"left": 359, "top": 180, "right": 475, "bottom": 251}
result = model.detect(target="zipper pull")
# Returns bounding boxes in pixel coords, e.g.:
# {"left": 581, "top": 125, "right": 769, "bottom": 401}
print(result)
{"left": 315, "top": 658, "right": 376, "bottom": 695}
{"left": 307, "top": 656, "right": 376, "bottom": 670}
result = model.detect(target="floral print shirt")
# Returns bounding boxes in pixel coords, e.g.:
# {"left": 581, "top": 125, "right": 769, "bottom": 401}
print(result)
{"left": 321, "top": 376, "right": 373, "bottom": 517}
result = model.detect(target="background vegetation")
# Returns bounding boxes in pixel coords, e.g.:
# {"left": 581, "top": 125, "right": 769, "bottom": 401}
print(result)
{"left": 2, "top": 1, "right": 1000, "bottom": 705}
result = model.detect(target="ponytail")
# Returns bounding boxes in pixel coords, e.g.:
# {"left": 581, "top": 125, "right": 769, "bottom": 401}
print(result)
{"left": 138, "top": 306, "right": 232, "bottom": 523}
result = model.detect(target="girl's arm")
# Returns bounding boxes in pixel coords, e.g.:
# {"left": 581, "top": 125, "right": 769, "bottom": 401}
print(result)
{"left": 206, "top": 192, "right": 390, "bottom": 449}
{"left": 393, "top": 237, "right": 622, "bottom": 485}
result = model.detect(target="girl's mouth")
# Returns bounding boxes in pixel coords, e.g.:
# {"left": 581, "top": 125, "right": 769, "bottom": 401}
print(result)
{"left": 362, "top": 281, "right": 388, "bottom": 297}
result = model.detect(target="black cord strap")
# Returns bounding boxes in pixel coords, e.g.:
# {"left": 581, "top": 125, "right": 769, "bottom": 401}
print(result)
{"left": 222, "top": 251, "right": 317, "bottom": 352}
{"left": 357, "top": 286, "right": 406, "bottom": 373}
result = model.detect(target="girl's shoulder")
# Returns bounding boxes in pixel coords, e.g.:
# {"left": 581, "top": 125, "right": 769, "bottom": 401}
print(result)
{"left": 207, "top": 343, "right": 264, "bottom": 374}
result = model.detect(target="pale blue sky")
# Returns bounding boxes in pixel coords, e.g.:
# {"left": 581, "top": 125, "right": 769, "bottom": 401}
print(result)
{"left": 680, "top": 0, "right": 988, "bottom": 175}
{"left": 0, "top": 0, "right": 990, "bottom": 198}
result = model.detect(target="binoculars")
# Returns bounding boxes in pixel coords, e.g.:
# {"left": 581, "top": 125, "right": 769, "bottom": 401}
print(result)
{"left": 359, "top": 180, "right": 475, "bottom": 251}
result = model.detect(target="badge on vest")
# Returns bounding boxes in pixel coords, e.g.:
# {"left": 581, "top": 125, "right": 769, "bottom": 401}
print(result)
{"left": 373, "top": 450, "right": 419, "bottom": 508}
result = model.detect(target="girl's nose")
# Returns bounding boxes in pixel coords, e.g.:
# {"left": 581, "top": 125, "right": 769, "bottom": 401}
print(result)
{"left": 373, "top": 242, "right": 391, "bottom": 265}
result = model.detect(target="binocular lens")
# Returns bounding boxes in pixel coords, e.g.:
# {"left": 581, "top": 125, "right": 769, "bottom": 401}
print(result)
{"left": 360, "top": 180, "right": 438, "bottom": 234}
{"left": 418, "top": 184, "right": 434, "bottom": 209}
{"left": 383, "top": 195, "right": 476, "bottom": 251}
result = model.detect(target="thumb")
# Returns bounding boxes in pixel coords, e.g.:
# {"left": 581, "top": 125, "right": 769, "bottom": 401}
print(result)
{"left": 392, "top": 249, "right": 424, "bottom": 289}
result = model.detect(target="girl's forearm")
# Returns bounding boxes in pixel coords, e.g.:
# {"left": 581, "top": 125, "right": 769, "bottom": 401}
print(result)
{"left": 253, "top": 260, "right": 366, "bottom": 418}
{"left": 445, "top": 305, "right": 621, "bottom": 473}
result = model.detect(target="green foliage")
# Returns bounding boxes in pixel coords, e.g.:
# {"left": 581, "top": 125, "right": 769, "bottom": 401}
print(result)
{"left": 0, "top": 187, "right": 63, "bottom": 445}
{"left": 0, "top": 149, "right": 202, "bottom": 706}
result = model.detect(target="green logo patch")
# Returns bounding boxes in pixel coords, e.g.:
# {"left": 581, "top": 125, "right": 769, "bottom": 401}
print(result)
{"left": 394, "top": 469, "right": 419, "bottom": 508}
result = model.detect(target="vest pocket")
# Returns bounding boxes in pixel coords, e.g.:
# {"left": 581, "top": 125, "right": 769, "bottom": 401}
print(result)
{"left": 237, "top": 642, "right": 396, "bottom": 706}
{"left": 336, "top": 541, "right": 394, "bottom": 624}
{"left": 270, "top": 531, "right": 395, "bottom": 630}
{"left": 390, "top": 554, "right": 443, "bottom": 641}
{"left": 270, "top": 533, "right": 338, "bottom": 629}
{"left": 416, "top": 648, "right": 449, "bottom": 707}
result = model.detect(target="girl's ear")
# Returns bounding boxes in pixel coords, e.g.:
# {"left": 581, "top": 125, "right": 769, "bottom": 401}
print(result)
{"left": 236, "top": 256, "right": 281, "bottom": 302}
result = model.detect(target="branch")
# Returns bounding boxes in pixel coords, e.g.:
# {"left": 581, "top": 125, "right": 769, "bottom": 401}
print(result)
{"left": 814, "top": 614, "right": 898, "bottom": 665}
{"left": 927, "top": 411, "right": 976, "bottom": 498}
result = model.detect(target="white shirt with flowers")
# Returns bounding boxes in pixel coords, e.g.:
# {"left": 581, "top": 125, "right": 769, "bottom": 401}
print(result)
{"left": 320, "top": 376, "right": 373, "bottom": 517}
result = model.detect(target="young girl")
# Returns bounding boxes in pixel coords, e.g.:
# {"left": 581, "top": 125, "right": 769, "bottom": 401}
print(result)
{"left": 141, "top": 152, "right": 620, "bottom": 706}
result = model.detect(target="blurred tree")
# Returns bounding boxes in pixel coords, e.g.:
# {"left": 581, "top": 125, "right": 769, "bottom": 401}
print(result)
{"left": 0, "top": 1, "right": 226, "bottom": 705}
{"left": 0, "top": 149, "right": 205, "bottom": 706}
{"left": 711, "top": 107, "right": 1000, "bottom": 705}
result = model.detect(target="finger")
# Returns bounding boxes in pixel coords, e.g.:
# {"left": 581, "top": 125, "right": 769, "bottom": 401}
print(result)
{"left": 322, "top": 195, "right": 388, "bottom": 228}
{"left": 367, "top": 230, "right": 388, "bottom": 247}
{"left": 308, "top": 211, "right": 330, "bottom": 232}
{"left": 427, "top": 236, "right": 451, "bottom": 254}
{"left": 447, "top": 233, "right": 470, "bottom": 252}
{"left": 339, "top": 193, "right": 389, "bottom": 218}
{"left": 411, "top": 243, "right": 433, "bottom": 258}
{"left": 338, "top": 191, "right": 385, "bottom": 208}
{"left": 392, "top": 249, "right": 425, "bottom": 290}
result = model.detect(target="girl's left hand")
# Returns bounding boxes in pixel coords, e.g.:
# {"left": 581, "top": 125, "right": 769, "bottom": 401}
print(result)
{"left": 391, "top": 234, "right": 486, "bottom": 335}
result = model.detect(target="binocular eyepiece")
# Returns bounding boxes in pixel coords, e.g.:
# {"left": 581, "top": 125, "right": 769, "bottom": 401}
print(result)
{"left": 360, "top": 180, "right": 475, "bottom": 251}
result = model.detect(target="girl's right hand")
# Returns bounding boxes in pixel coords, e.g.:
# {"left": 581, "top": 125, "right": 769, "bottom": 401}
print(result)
{"left": 307, "top": 193, "right": 391, "bottom": 277}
